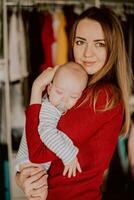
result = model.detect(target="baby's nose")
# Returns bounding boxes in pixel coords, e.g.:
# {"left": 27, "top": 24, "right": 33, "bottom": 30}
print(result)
{"left": 61, "top": 96, "right": 68, "bottom": 102}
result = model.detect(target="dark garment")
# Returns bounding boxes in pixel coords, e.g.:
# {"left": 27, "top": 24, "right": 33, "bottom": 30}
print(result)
{"left": 27, "top": 9, "right": 44, "bottom": 81}
{"left": 63, "top": 5, "right": 78, "bottom": 60}
{"left": 102, "top": 138, "right": 134, "bottom": 200}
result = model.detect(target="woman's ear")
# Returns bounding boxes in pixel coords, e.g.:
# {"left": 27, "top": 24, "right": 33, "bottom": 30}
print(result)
{"left": 47, "top": 83, "right": 52, "bottom": 95}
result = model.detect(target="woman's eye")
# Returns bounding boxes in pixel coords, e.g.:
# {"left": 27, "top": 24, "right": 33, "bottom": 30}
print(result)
{"left": 74, "top": 40, "right": 85, "bottom": 46}
{"left": 95, "top": 42, "right": 105, "bottom": 47}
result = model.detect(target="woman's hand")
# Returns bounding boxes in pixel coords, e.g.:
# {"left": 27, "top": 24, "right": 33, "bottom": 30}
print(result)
{"left": 30, "top": 65, "right": 60, "bottom": 105}
{"left": 15, "top": 163, "right": 48, "bottom": 200}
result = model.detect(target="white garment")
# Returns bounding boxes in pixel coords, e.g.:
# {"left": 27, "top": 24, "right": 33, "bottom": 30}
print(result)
{"left": 18, "top": 12, "right": 28, "bottom": 79}
{"left": 8, "top": 11, "right": 28, "bottom": 82}
{"left": 52, "top": 12, "right": 59, "bottom": 65}
{"left": 11, "top": 82, "right": 25, "bottom": 129}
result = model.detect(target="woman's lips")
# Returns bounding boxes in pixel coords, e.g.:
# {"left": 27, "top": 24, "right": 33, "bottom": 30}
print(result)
{"left": 83, "top": 61, "right": 96, "bottom": 66}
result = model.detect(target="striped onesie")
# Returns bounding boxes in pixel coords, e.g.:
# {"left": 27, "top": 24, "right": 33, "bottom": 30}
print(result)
{"left": 15, "top": 96, "right": 78, "bottom": 171}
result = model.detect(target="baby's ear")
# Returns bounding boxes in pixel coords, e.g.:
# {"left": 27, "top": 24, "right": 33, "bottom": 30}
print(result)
{"left": 47, "top": 83, "right": 52, "bottom": 95}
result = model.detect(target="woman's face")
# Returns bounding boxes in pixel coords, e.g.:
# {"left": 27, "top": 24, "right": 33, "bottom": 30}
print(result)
{"left": 73, "top": 18, "right": 107, "bottom": 75}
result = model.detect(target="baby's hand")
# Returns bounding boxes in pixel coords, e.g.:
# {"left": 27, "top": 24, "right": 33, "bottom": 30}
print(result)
{"left": 63, "top": 157, "right": 82, "bottom": 178}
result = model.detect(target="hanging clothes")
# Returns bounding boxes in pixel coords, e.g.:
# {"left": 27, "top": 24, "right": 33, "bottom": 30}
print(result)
{"left": 10, "top": 82, "right": 25, "bottom": 129}
{"left": 40, "top": 11, "right": 55, "bottom": 71}
{"left": 52, "top": 11, "right": 60, "bottom": 66}
{"left": 63, "top": 5, "right": 79, "bottom": 60}
{"left": 18, "top": 12, "right": 28, "bottom": 79}
{"left": 10, "top": 82, "right": 25, "bottom": 150}
{"left": 0, "top": 60, "right": 5, "bottom": 82}
{"left": 8, "top": 11, "right": 28, "bottom": 82}
{"left": 27, "top": 8, "right": 44, "bottom": 79}
{"left": 0, "top": 83, "right": 3, "bottom": 142}
{"left": 55, "top": 9, "right": 68, "bottom": 65}
{"left": 0, "top": 2, "right": 3, "bottom": 58}
{"left": 0, "top": 83, "right": 6, "bottom": 144}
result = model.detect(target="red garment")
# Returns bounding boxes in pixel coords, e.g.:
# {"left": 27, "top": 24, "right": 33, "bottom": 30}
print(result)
{"left": 26, "top": 86, "right": 123, "bottom": 200}
{"left": 40, "top": 12, "right": 55, "bottom": 71}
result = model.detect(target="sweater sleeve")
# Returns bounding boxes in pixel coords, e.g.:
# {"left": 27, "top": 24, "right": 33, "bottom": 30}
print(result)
{"left": 38, "top": 101, "right": 78, "bottom": 165}
{"left": 26, "top": 104, "right": 57, "bottom": 163}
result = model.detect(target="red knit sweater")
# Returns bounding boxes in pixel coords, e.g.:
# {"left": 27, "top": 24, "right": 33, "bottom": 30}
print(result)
{"left": 26, "top": 86, "right": 123, "bottom": 200}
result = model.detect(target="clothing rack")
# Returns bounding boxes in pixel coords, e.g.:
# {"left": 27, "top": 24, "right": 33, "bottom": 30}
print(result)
{"left": 101, "top": 1, "right": 134, "bottom": 15}
{"left": 6, "top": 0, "right": 88, "bottom": 7}
{"left": 6, "top": 0, "right": 134, "bottom": 15}
{"left": 6, "top": 0, "right": 90, "bottom": 13}
{"left": 2, "top": 0, "right": 134, "bottom": 199}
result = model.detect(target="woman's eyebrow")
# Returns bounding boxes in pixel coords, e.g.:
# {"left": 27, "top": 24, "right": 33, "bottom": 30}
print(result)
{"left": 75, "top": 37, "right": 105, "bottom": 42}
{"left": 75, "top": 36, "right": 87, "bottom": 41}
{"left": 94, "top": 39, "right": 105, "bottom": 42}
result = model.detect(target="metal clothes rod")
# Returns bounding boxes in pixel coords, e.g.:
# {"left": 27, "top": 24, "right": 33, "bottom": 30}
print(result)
{"left": 101, "top": 1, "right": 134, "bottom": 7}
{"left": 101, "top": 1, "right": 134, "bottom": 15}
{"left": 6, "top": 0, "right": 85, "bottom": 7}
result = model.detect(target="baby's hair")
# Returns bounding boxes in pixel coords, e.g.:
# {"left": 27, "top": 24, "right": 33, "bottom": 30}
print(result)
{"left": 54, "top": 61, "right": 88, "bottom": 87}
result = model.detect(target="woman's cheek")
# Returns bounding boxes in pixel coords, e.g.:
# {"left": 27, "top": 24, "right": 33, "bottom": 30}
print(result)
{"left": 73, "top": 52, "right": 80, "bottom": 63}
{"left": 73, "top": 47, "right": 78, "bottom": 60}
{"left": 73, "top": 48, "right": 83, "bottom": 63}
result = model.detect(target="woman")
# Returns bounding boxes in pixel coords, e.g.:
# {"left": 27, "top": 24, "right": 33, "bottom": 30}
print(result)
{"left": 16, "top": 6, "right": 132, "bottom": 200}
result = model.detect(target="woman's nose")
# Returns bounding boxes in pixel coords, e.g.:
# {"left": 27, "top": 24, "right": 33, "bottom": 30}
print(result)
{"left": 84, "top": 44, "right": 94, "bottom": 58}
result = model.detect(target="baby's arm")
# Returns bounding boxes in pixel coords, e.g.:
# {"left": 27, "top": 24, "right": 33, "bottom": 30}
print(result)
{"left": 38, "top": 99, "right": 81, "bottom": 176}
{"left": 15, "top": 129, "right": 51, "bottom": 172}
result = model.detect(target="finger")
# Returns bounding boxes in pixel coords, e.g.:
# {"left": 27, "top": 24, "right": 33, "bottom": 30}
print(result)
{"left": 20, "top": 165, "right": 45, "bottom": 178}
{"left": 31, "top": 186, "right": 48, "bottom": 197}
{"left": 23, "top": 172, "right": 48, "bottom": 197}
{"left": 63, "top": 166, "right": 69, "bottom": 176}
{"left": 29, "top": 197, "right": 40, "bottom": 200}
{"left": 76, "top": 162, "right": 82, "bottom": 173}
{"left": 54, "top": 65, "right": 60, "bottom": 71}
{"left": 32, "top": 174, "right": 48, "bottom": 189}
{"left": 19, "top": 162, "right": 42, "bottom": 171}
{"left": 28, "top": 171, "right": 48, "bottom": 186}
{"left": 73, "top": 166, "right": 76, "bottom": 177}
{"left": 68, "top": 166, "right": 73, "bottom": 178}
{"left": 24, "top": 178, "right": 47, "bottom": 198}
{"left": 19, "top": 168, "right": 34, "bottom": 185}
{"left": 31, "top": 168, "right": 47, "bottom": 176}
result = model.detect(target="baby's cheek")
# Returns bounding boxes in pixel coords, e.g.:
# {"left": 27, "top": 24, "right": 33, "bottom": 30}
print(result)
{"left": 68, "top": 100, "right": 77, "bottom": 109}
{"left": 50, "top": 96, "right": 59, "bottom": 107}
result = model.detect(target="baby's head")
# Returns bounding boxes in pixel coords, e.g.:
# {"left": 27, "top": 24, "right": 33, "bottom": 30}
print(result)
{"left": 47, "top": 61, "right": 88, "bottom": 112}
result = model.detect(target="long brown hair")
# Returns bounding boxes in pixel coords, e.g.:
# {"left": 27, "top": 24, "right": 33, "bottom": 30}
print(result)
{"left": 70, "top": 6, "right": 133, "bottom": 134}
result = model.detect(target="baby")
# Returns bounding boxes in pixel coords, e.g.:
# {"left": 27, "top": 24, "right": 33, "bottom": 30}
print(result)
{"left": 16, "top": 61, "right": 88, "bottom": 177}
